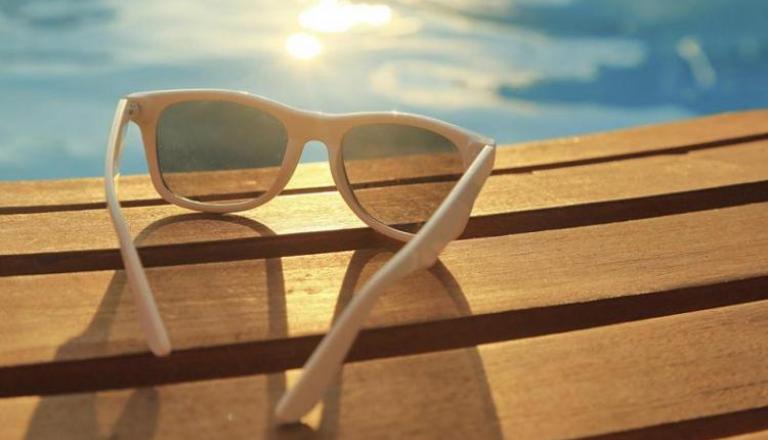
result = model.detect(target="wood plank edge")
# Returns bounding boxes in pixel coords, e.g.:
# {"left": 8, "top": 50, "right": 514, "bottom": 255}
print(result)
{"left": 499, "top": 130, "right": 768, "bottom": 176}
{"left": 582, "top": 405, "right": 768, "bottom": 440}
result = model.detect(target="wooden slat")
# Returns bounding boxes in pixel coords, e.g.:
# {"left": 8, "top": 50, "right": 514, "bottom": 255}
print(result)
{"left": 1, "top": 202, "right": 766, "bottom": 394}
{"left": 1, "top": 140, "right": 767, "bottom": 276}
{"left": 496, "top": 108, "right": 768, "bottom": 170}
{"left": 1, "top": 109, "right": 766, "bottom": 213}
{"left": 725, "top": 432, "right": 768, "bottom": 440}
{"left": 1, "top": 300, "right": 767, "bottom": 439}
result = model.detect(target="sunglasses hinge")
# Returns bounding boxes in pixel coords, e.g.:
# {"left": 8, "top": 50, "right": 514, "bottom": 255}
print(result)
{"left": 127, "top": 102, "right": 141, "bottom": 117}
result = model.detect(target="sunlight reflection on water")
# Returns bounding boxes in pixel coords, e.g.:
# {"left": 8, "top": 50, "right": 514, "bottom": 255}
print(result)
{"left": 0, "top": 0, "right": 766, "bottom": 179}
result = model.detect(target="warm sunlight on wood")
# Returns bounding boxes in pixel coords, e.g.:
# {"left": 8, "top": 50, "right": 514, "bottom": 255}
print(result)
{"left": 285, "top": 33, "right": 323, "bottom": 60}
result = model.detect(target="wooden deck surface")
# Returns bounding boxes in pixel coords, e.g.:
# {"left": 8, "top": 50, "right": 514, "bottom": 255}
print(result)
{"left": 1, "top": 110, "right": 767, "bottom": 439}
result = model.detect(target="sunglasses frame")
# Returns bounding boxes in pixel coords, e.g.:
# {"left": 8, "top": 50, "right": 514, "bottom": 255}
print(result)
{"left": 106, "top": 89, "right": 496, "bottom": 421}
{"left": 125, "top": 89, "right": 494, "bottom": 241}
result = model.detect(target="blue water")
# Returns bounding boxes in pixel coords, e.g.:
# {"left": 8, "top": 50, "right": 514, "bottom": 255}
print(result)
{"left": 1, "top": 0, "right": 766, "bottom": 180}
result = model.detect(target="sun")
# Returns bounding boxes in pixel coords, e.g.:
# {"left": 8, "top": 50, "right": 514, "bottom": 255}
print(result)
{"left": 285, "top": 33, "right": 323, "bottom": 60}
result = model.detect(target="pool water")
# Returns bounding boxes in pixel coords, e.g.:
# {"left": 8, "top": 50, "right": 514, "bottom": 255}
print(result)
{"left": 1, "top": 0, "right": 766, "bottom": 180}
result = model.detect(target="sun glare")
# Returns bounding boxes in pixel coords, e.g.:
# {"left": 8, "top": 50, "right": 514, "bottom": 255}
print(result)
{"left": 285, "top": 33, "right": 323, "bottom": 60}
{"left": 299, "top": 0, "right": 392, "bottom": 33}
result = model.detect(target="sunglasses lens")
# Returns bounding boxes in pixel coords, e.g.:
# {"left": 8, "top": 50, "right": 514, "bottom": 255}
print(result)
{"left": 156, "top": 100, "right": 288, "bottom": 204}
{"left": 341, "top": 123, "right": 464, "bottom": 233}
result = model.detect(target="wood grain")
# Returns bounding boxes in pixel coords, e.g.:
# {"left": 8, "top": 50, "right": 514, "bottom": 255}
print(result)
{"left": 1, "top": 300, "right": 767, "bottom": 439}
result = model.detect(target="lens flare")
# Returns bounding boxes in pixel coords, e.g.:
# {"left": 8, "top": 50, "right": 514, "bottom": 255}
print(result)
{"left": 285, "top": 33, "right": 323, "bottom": 60}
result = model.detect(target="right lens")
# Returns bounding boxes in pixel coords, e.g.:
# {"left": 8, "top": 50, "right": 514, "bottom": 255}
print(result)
{"left": 341, "top": 123, "right": 464, "bottom": 233}
{"left": 156, "top": 100, "right": 288, "bottom": 204}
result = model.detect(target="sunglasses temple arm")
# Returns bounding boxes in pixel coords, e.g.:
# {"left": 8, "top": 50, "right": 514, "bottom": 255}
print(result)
{"left": 275, "top": 145, "right": 496, "bottom": 423}
{"left": 104, "top": 99, "right": 172, "bottom": 357}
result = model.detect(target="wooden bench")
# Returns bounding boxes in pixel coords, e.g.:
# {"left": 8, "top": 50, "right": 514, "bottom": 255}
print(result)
{"left": 1, "top": 110, "right": 767, "bottom": 438}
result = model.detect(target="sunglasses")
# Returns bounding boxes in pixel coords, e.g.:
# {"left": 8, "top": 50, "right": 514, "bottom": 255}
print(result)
{"left": 104, "top": 89, "right": 496, "bottom": 422}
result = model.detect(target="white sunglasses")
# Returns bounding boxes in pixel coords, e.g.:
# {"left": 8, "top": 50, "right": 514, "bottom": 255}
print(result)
{"left": 104, "top": 89, "right": 495, "bottom": 423}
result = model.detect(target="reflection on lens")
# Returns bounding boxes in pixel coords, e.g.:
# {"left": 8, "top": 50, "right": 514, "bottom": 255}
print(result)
{"left": 341, "top": 123, "right": 464, "bottom": 233}
{"left": 156, "top": 100, "right": 288, "bottom": 204}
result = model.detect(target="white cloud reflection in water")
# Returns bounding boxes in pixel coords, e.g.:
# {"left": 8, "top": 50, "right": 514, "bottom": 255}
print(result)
{"left": 4, "top": 0, "right": 764, "bottom": 179}
{"left": 299, "top": 0, "right": 392, "bottom": 34}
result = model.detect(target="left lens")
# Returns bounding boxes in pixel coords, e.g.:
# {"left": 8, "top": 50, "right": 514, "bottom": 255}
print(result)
{"left": 156, "top": 100, "right": 288, "bottom": 204}
{"left": 341, "top": 123, "right": 464, "bottom": 233}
